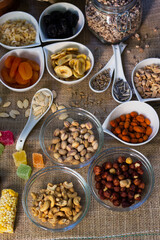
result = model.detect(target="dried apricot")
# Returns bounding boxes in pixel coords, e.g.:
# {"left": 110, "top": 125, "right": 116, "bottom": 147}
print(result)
{"left": 30, "top": 70, "right": 39, "bottom": 85}
{"left": 1, "top": 67, "right": 16, "bottom": 83}
{"left": 18, "top": 62, "right": 33, "bottom": 80}
{"left": 5, "top": 56, "right": 15, "bottom": 68}
{"left": 27, "top": 60, "right": 40, "bottom": 71}
{"left": 10, "top": 57, "right": 21, "bottom": 78}
{"left": 15, "top": 72, "right": 30, "bottom": 85}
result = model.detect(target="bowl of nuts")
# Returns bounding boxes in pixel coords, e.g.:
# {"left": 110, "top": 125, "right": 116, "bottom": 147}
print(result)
{"left": 39, "top": 107, "right": 104, "bottom": 168}
{"left": 0, "top": 11, "right": 40, "bottom": 50}
{"left": 22, "top": 166, "right": 90, "bottom": 232}
{"left": 132, "top": 58, "right": 160, "bottom": 102}
{"left": 0, "top": 47, "right": 45, "bottom": 92}
{"left": 43, "top": 41, "right": 94, "bottom": 85}
{"left": 88, "top": 147, "right": 154, "bottom": 211}
{"left": 102, "top": 101, "right": 159, "bottom": 146}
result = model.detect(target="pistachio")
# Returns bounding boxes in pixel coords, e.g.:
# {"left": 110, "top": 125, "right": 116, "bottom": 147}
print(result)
{"left": 52, "top": 137, "right": 60, "bottom": 144}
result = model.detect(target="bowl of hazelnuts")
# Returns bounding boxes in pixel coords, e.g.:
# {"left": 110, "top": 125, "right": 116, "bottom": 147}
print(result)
{"left": 87, "top": 147, "right": 154, "bottom": 211}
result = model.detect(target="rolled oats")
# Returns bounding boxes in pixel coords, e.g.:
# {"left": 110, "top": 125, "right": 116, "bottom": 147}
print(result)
{"left": 0, "top": 20, "right": 36, "bottom": 46}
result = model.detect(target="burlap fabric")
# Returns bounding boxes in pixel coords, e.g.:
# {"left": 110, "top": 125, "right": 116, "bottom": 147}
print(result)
{"left": 0, "top": 0, "right": 160, "bottom": 239}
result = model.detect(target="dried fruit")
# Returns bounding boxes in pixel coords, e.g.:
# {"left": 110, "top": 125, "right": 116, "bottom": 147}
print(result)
{"left": 54, "top": 66, "right": 72, "bottom": 79}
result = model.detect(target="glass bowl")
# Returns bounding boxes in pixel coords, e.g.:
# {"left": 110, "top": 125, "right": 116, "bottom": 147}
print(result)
{"left": 22, "top": 166, "right": 90, "bottom": 232}
{"left": 39, "top": 107, "right": 104, "bottom": 169}
{"left": 88, "top": 147, "right": 154, "bottom": 211}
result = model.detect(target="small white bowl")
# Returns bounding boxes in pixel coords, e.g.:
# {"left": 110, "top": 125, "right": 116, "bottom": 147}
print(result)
{"left": 0, "top": 47, "right": 45, "bottom": 92}
{"left": 39, "top": 2, "right": 85, "bottom": 43}
{"left": 0, "top": 11, "right": 41, "bottom": 50}
{"left": 102, "top": 101, "right": 159, "bottom": 146}
{"left": 43, "top": 41, "right": 94, "bottom": 85}
{"left": 132, "top": 58, "right": 160, "bottom": 102}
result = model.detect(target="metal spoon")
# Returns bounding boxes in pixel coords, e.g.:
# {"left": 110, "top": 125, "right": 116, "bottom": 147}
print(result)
{"left": 16, "top": 88, "right": 53, "bottom": 151}
{"left": 112, "top": 44, "right": 132, "bottom": 103}
{"left": 89, "top": 43, "right": 127, "bottom": 93}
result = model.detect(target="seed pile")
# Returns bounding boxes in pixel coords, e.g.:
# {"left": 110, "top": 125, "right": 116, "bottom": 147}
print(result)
{"left": 91, "top": 69, "right": 111, "bottom": 91}
{"left": 113, "top": 78, "right": 131, "bottom": 102}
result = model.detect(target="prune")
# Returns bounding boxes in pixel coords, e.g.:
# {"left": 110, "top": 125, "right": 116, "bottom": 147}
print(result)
{"left": 47, "top": 24, "right": 58, "bottom": 38}
{"left": 63, "top": 10, "right": 79, "bottom": 27}
{"left": 42, "top": 9, "right": 78, "bottom": 39}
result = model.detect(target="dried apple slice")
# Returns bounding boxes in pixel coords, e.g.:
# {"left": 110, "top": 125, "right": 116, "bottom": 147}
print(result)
{"left": 57, "top": 54, "right": 73, "bottom": 66}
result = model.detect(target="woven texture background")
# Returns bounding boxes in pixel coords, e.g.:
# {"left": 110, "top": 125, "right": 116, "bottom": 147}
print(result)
{"left": 0, "top": 0, "right": 160, "bottom": 239}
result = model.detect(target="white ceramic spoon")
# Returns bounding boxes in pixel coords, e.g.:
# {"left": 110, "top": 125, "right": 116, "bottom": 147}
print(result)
{"left": 16, "top": 88, "right": 53, "bottom": 151}
{"left": 112, "top": 44, "right": 132, "bottom": 103}
{"left": 89, "top": 43, "right": 127, "bottom": 93}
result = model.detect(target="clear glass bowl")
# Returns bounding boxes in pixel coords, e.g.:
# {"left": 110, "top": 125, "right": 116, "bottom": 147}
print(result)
{"left": 88, "top": 147, "right": 154, "bottom": 211}
{"left": 39, "top": 107, "right": 104, "bottom": 169}
{"left": 22, "top": 166, "right": 91, "bottom": 232}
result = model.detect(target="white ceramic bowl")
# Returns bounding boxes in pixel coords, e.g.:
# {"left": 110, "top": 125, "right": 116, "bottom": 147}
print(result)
{"left": 0, "top": 47, "right": 45, "bottom": 92}
{"left": 43, "top": 41, "right": 94, "bottom": 85}
{"left": 0, "top": 11, "right": 41, "bottom": 50}
{"left": 132, "top": 58, "right": 160, "bottom": 102}
{"left": 102, "top": 101, "right": 159, "bottom": 146}
{"left": 39, "top": 2, "right": 85, "bottom": 43}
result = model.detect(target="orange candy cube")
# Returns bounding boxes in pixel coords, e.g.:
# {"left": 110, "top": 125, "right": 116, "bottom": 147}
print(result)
{"left": 32, "top": 153, "right": 45, "bottom": 168}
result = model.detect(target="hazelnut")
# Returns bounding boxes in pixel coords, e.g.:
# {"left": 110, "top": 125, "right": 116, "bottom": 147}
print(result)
{"left": 137, "top": 168, "right": 144, "bottom": 175}
{"left": 113, "top": 178, "right": 120, "bottom": 186}
{"left": 133, "top": 178, "right": 141, "bottom": 186}
{"left": 114, "top": 186, "right": 120, "bottom": 192}
{"left": 122, "top": 201, "right": 131, "bottom": 208}
{"left": 103, "top": 190, "right": 112, "bottom": 199}
{"left": 137, "top": 188, "right": 142, "bottom": 193}
{"left": 138, "top": 182, "right": 145, "bottom": 189}
{"left": 123, "top": 171, "right": 129, "bottom": 179}
{"left": 120, "top": 191, "right": 127, "bottom": 198}
{"left": 101, "top": 172, "right": 108, "bottom": 179}
{"left": 118, "top": 175, "right": 125, "bottom": 180}
{"left": 95, "top": 182, "right": 101, "bottom": 189}
{"left": 132, "top": 171, "right": 139, "bottom": 179}
{"left": 105, "top": 162, "right": 113, "bottom": 169}
{"left": 113, "top": 162, "right": 119, "bottom": 169}
{"left": 128, "top": 191, "right": 135, "bottom": 199}
{"left": 129, "top": 163, "right": 135, "bottom": 169}
{"left": 105, "top": 182, "right": 114, "bottom": 189}
{"left": 113, "top": 200, "right": 121, "bottom": 206}
{"left": 117, "top": 156, "right": 125, "bottom": 164}
{"left": 95, "top": 175, "right": 101, "bottom": 182}
{"left": 106, "top": 174, "right": 114, "bottom": 182}
{"left": 121, "top": 164, "right": 128, "bottom": 172}
{"left": 101, "top": 180, "right": 107, "bottom": 186}
{"left": 112, "top": 192, "right": 120, "bottom": 200}
{"left": 130, "top": 184, "right": 137, "bottom": 192}
{"left": 134, "top": 194, "right": 141, "bottom": 201}
{"left": 120, "top": 187, "right": 126, "bottom": 192}
{"left": 116, "top": 168, "right": 122, "bottom": 176}
{"left": 93, "top": 166, "right": 102, "bottom": 175}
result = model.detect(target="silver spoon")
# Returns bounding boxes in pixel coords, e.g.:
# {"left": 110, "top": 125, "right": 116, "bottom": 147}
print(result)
{"left": 112, "top": 44, "right": 132, "bottom": 103}
{"left": 89, "top": 43, "right": 127, "bottom": 93}
{"left": 16, "top": 88, "right": 53, "bottom": 151}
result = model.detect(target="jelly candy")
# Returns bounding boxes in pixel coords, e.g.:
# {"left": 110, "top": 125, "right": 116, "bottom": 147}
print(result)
{"left": 0, "top": 131, "right": 14, "bottom": 145}
{"left": 32, "top": 153, "right": 44, "bottom": 168}
{"left": 0, "top": 143, "right": 4, "bottom": 156}
{"left": 12, "top": 150, "right": 27, "bottom": 167}
{"left": 16, "top": 164, "right": 32, "bottom": 180}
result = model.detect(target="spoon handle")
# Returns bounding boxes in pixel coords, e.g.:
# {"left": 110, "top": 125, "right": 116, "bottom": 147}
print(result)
{"left": 16, "top": 117, "right": 37, "bottom": 151}
{"left": 112, "top": 44, "right": 126, "bottom": 80}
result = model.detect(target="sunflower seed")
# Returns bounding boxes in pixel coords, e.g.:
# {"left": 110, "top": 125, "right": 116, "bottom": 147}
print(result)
{"left": 23, "top": 99, "right": 29, "bottom": 109}
{"left": 0, "top": 112, "right": 9, "bottom": 117}
{"left": 2, "top": 101, "right": 11, "bottom": 108}
{"left": 52, "top": 90, "right": 57, "bottom": 99}
{"left": 10, "top": 109, "right": 20, "bottom": 115}
{"left": 9, "top": 111, "right": 16, "bottom": 119}
{"left": 25, "top": 109, "right": 30, "bottom": 118}
{"left": 17, "top": 100, "right": 23, "bottom": 109}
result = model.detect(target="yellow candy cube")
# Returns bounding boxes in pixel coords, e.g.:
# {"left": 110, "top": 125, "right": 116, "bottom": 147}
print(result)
{"left": 12, "top": 150, "right": 27, "bottom": 167}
